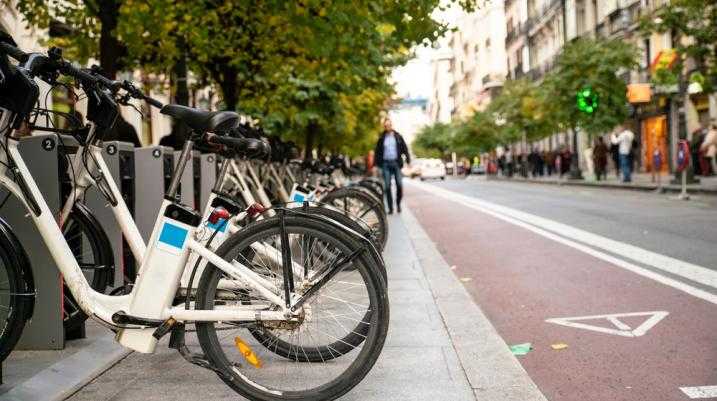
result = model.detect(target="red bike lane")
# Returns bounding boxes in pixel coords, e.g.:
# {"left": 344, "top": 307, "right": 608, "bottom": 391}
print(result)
{"left": 405, "top": 187, "right": 717, "bottom": 401}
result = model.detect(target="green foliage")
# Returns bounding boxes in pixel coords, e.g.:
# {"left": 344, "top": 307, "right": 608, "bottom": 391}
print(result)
{"left": 417, "top": 37, "right": 637, "bottom": 154}
{"left": 543, "top": 37, "right": 638, "bottom": 135}
{"left": 9, "top": 0, "right": 477, "bottom": 155}
{"left": 487, "top": 78, "right": 558, "bottom": 142}
{"left": 639, "top": 0, "right": 717, "bottom": 93}
{"left": 412, "top": 122, "right": 455, "bottom": 158}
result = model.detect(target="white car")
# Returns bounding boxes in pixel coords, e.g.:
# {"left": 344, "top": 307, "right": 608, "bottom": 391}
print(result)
{"left": 420, "top": 159, "right": 446, "bottom": 181}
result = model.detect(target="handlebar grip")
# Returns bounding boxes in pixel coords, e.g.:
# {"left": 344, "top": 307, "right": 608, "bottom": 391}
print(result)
{"left": 0, "top": 42, "right": 28, "bottom": 63}
{"left": 55, "top": 60, "right": 96, "bottom": 84}
{"left": 145, "top": 96, "right": 163, "bottom": 109}
{"left": 89, "top": 70, "right": 120, "bottom": 91}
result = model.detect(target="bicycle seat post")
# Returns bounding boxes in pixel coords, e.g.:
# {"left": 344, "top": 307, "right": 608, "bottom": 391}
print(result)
{"left": 166, "top": 139, "right": 194, "bottom": 202}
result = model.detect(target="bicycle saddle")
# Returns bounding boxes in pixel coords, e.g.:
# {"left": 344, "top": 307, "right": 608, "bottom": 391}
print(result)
{"left": 208, "top": 135, "right": 271, "bottom": 159}
{"left": 160, "top": 104, "right": 239, "bottom": 133}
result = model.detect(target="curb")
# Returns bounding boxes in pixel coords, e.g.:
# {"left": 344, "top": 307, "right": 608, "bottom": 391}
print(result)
{"left": 1, "top": 334, "right": 131, "bottom": 401}
{"left": 401, "top": 207, "right": 548, "bottom": 401}
{"left": 485, "top": 176, "right": 717, "bottom": 195}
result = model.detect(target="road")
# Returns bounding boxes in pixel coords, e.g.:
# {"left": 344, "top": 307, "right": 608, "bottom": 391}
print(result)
{"left": 403, "top": 177, "right": 717, "bottom": 401}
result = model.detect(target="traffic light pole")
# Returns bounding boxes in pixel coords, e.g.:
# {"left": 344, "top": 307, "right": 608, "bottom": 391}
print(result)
{"left": 569, "top": 127, "right": 583, "bottom": 180}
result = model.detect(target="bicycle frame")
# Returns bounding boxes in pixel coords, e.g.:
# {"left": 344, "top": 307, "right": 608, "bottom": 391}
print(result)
{"left": 0, "top": 110, "right": 294, "bottom": 354}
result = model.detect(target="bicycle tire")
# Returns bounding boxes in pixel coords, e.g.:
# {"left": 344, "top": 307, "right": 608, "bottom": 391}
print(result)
{"left": 0, "top": 220, "right": 32, "bottom": 362}
{"left": 321, "top": 187, "right": 388, "bottom": 250}
{"left": 195, "top": 214, "right": 389, "bottom": 401}
{"left": 62, "top": 204, "right": 114, "bottom": 331}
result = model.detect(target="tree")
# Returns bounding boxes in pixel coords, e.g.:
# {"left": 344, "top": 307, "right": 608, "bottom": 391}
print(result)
{"left": 638, "top": 0, "right": 716, "bottom": 182}
{"left": 412, "top": 123, "right": 455, "bottom": 159}
{"left": 640, "top": 0, "right": 717, "bottom": 121}
{"left": 11, "top": 0, "right": 478, "bottom": 155}
{"left": 12, "top": 0, "right": 127, "bottom": 79}
{"left": 453, "top": 110, "right": 503, "bottom": 156}
{"left": 543, "top": 37, "right": 638, "bottom": 177}
{"left": 487, "top": 78, "right": 558, "bottom": 144}
{"left": 544, "top": 38, "right": 638, "bottom": 136}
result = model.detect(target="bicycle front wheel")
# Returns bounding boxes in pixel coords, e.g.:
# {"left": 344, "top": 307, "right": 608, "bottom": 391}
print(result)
{"left": 195, "top": 214, "right": 389, "bottom": 401}
{"left": 62, "top": 204, "right": 113, "bottom": 330}
{"left": 0, "top": 220, "right": 31, "bottom": 362}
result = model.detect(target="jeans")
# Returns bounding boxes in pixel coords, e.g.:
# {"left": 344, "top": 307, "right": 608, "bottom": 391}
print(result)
{"left": 381, "top": 160, "right": 402, "bottom": 211}
{"left": 619, "top": 154, "right": 632, "bottom": 182}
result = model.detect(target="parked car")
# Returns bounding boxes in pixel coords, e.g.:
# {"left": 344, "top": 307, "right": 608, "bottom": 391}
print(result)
{"left": 470, "top": 164, "right": 486, "bottom": 175}
{"left": 402, "top": 159, "right": 424, "bottom": 178}
{"left": 445, "top": 162, "right": 464, "bottom": 175}
{"left": 420, "top": 159, "right": 446, "bottom": 181}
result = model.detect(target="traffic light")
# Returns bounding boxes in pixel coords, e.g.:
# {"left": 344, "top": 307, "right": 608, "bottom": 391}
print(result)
{"left": 576, "top": 88, "right": 598, "bottom": 114}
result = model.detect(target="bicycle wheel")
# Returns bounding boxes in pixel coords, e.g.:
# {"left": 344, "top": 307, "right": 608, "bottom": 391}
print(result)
{"left": 0, "top": 222, "right": 31, "bottom": 362}
{"left": 62, "top": 204, "right": 113, "bottom": 330}
{"left": 357, "top": 179, "right": 383, "bottom": 200}
{"left": 195, "top": 214, "right": 389, "bottom": 401}
{"left": 321, "top": 187, "right": 388, "bottom": 250}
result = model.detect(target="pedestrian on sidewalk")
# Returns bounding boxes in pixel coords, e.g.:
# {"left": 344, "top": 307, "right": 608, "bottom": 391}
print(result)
{"left": 545, "top": 150, "right": 556, "bottom": 176}
{"left": 505, "top": 148, "right": 514, "bottom": 177}
{"left": 374, "top": 117, "right": 410, "bottom": 214}
{"left": 558, "top": 145, "right": 571, "bottom": 177}
{"left": 593, "top": 136, "right": 609, "bottom": 181}
{"left": 610, "top": 140, "right": 620, "bottom": 178}
{"left": 611, "top": 125, "right": 635, "bottom": 182}
{"left": 700, "top": 119, "right": 717, "bottom": 176}
{"left": 690, "top": 128, "right": 705, "bottom": 176}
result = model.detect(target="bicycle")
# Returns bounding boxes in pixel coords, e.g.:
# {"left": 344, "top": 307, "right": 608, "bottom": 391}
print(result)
{"left": 0, "top": 40, "right": 389, "bottom": 400}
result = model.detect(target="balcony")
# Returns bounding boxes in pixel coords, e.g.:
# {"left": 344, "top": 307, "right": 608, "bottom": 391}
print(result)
{"left": 506, "top": 22, "right": 528, "bottom": 45}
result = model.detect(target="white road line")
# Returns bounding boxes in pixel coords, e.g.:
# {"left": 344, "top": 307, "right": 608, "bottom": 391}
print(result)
{"left": 545, "top": 311, "right": 668, "bottom": 338}
{"left": 680, "top": 386, "right": 717, "bottom": 399}
{"left": 407, "top": 180, "right": 717, "bottom": 305}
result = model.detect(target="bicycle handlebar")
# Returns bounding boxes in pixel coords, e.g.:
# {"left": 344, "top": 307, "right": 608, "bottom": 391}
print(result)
{"left": 0, "top": 42, "right": 28, "bottom": 63}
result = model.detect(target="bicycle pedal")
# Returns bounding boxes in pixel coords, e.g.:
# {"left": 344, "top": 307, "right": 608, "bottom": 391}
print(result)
{"left": 152, "top": 317, "right": 177, "bottom": 340}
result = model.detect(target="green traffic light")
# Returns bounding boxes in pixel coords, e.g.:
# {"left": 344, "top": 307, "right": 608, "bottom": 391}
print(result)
{"left": 576, "top": 87, "right": 598, "bottom": 114}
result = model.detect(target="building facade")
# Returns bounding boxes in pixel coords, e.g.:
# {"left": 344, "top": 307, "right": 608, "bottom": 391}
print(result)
{"left": 428, "top": 1, "right": 509, "bottom": 123}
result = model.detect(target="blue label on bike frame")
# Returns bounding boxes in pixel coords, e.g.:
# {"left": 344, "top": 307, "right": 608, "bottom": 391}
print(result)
{"left": 292, "top": 193, "right": 305, "bottom": 202}
{"left": 206, "top": 219, "right": 228, "bottom": 233}
{"left": 158, "top": 223, "right": 188, "bottom": 249}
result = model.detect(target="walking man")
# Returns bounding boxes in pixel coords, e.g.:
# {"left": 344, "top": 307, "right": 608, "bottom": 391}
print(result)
{"left": 611, "top": 125, "right": 635, "bottom": 182}
{"left": 374, "top": 118, "right": 410, "bottom": 214}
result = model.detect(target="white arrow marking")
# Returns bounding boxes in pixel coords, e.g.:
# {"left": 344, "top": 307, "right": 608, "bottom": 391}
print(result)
{"left": 545, "top": 311, "right": 669, "bottom": 337}
{"left": 680, "top": 386, "right": 717, "bottom": 399}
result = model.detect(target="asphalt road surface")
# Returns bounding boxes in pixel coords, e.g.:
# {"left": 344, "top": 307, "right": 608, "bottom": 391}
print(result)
{"left": 403, "top": 177, "right": 717, "bottom": 401}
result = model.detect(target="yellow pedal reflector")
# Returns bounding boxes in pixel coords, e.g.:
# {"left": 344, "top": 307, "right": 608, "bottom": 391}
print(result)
{"left": 234, "top": 336, "right": 262, "bottom": 368}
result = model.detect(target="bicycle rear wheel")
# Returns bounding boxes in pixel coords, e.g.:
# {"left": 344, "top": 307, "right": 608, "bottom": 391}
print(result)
{"left": 62, "top": 204, "right": 113, "bottom": 331}
{"left": 0, "top": 221, "right": 32, "bottom": 362}
{"left": 195, "top": 214, "right": 389, "bottom": 401}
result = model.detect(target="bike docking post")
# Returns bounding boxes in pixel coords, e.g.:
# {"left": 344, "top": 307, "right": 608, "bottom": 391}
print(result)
{"left": 0, "top": 134, "right": 79, "bottom": 349}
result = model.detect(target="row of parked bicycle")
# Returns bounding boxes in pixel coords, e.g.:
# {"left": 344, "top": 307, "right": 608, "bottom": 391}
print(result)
{"left": 0, "top": 32, "right": 390, "bottom": 401}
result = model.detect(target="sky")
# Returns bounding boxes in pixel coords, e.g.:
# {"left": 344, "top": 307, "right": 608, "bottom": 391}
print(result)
{"left": 391, "top": 46, "right": 436, "bottom": 99}
{"left": 390, "top": 2, "right": 461, "bottom": 100}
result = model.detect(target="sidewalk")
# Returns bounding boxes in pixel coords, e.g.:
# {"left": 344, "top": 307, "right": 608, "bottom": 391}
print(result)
{"left": 45, "top": 210, "right": 548, "bottom": 401}
{"left": 485, "top": 172, "right": 717, "bottom": 195}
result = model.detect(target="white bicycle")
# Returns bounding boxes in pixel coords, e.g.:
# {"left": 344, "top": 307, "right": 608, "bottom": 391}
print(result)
{"left": 0, "top": 40, "right": 389, "bottom": 400}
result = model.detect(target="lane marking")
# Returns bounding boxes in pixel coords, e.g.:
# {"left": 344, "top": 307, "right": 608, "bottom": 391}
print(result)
{"left": 407, "top": 180, "right": 717, "bottom": 305}
{"left": 680, "top": 386, "right": 717, "bottom": 399}
{"left": 545, "top": 311, "right": 668, "bottom": 338}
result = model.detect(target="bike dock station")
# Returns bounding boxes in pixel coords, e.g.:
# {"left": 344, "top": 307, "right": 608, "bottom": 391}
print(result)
{"left": 0, "top": 138, "right": 218, "bottom": 399}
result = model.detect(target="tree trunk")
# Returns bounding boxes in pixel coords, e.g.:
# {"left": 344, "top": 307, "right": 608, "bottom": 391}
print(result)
{"left": 170, "top": 40, "right": 190, "bottom": 143}
{"left": 305, "top": 123, "right": 317, "bottom": 160}
{"left": 97, "top": 1, "right": 124, "bottom": 79}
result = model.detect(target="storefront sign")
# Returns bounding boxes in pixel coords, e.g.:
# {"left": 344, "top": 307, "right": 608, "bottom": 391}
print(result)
{"left": 627, "top": 83, "right": 651, "bottom": 103}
